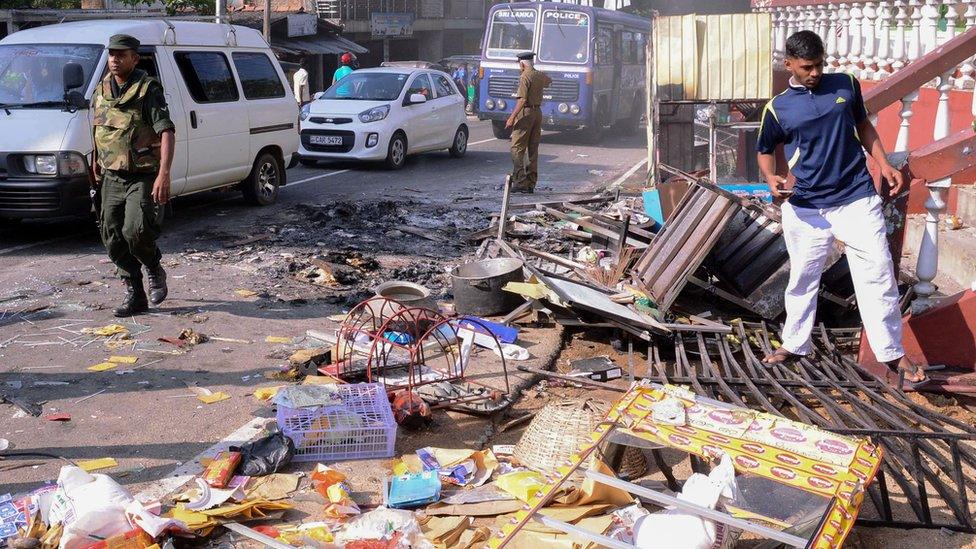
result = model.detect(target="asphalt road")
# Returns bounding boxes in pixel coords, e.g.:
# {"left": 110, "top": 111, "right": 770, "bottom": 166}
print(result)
{"left": 0, "top": 118, "right": 647, "bottom": 496}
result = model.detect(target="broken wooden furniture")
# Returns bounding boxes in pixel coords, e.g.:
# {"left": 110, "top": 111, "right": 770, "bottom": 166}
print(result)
{"left": 491, "top": 381, "right": 883, "bottom": 548}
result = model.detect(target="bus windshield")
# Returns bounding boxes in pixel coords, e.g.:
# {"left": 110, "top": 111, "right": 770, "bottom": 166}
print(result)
{"left": 0, "top": 44, "right": 102, "bottom": 106}
{"left": 486, "top": 8, "right": 537, "bottom": 59}
{"left": 539, "top": 10, "right": 590, "bottom": 64}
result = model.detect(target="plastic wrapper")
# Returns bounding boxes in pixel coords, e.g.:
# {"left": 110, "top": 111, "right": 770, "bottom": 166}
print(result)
{"left": 234, "top": 431, "right": 295, "bottom": 477}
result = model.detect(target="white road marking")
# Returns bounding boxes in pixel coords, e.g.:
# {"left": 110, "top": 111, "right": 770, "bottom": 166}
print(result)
{"left": 289, "top": 168, "right": 351, "bottom": 187}
{"left": 609, "top": 157, "right": 649, "bottom": 191}
{"left": 0, "top": 235, "right": 79, "bottom": 257}
{"left": 468, "top": 137, "right": 498, "bottom": 147}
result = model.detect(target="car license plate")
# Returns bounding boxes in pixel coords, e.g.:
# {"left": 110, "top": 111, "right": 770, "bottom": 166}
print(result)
{"left": 310, "top": 135, "right": 343, "bottom": 146}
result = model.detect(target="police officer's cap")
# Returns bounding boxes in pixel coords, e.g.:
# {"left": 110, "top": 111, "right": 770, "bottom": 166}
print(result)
{"left": 516, "top": 51, "right": 536, "bottom": 61}
{"left": 107, "top": 34, "right": 140, "bottom": 51}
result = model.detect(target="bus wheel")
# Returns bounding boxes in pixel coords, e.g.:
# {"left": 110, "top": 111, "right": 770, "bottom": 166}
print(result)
{"left": 491, "top": 120, "right": 512, "bottom": 139}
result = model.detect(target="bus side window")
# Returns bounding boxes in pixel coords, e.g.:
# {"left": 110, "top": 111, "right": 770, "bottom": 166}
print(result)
{"left": 595, "top": 27, "right": 613, "bottom": 65}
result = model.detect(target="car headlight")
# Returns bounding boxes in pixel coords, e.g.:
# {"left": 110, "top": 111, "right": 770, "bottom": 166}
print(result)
{"left": 497, "top": 99, "right": 507, "bottom": 110}
{"left": 485, "top": 99, "right": 495, "bottom": 110}
{"left": 58, "top": 152, "right": 88, "bottom": 176}
{"left": 23, "top": 154, "right": 58, "bottom": 175}
{"left": 570, "top": 104, "right": 581, "bottom": 115}
{"left": 359, "top": 105, "right": 390, "bottom": 123}
{"left": 300, "top": 103, "right": 311, "bottom": 121}
{"left": 558, "top": 103, "right": 569, "bottom": 114}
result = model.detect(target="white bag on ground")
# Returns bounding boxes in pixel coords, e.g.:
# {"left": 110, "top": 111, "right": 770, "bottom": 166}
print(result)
{"left": 632, "top": 454, "right": 738, "bottom": 549}
{"left": 48, "top": 466, "right": 136, "bottom": 549}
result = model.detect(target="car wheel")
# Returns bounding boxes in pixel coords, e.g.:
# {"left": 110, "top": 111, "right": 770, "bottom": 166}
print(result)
{"left": 449, "top": 125, "right": 468, "bottom": 158}
{"left": 491, "top": 120, "right": 511, "bottom": 140}
{"left": 385, "top": 132, "right": 407, "bottom": 170}
{"left": 242, "top": 152, "right": 282, "bottom": 206}
{"left": 299, "top": 158, "right": 318, "bottom": 167}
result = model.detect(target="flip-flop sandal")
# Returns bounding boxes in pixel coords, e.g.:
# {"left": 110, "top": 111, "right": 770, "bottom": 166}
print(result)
{"left": 761, "top": 348, "right": 800, "bottom": 366}
{"left": 898, "top": 365, "right": 932, "bottom": 390}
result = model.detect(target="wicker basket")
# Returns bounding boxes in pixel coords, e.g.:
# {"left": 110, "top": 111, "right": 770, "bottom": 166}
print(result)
{"left": 514, "top": 399, "right": 646, "bottom": 479}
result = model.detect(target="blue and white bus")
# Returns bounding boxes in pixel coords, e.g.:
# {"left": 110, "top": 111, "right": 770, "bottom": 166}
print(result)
{"left": 477, "top": 2, "right": 650, "bottom": 140}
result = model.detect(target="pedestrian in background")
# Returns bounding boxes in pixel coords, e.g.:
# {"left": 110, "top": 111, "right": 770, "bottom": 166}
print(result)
{"left": 505, "top": 51, "right": 550, "bottom": 194}
{"left": 91, "top": 34, "right": 176, "bottom": 317}
{"left": 293, "top": 57, "right": 310, "bottom": 105}
{"left": 333, "top": 52, "right": 356, "bottom": 85}
{"left": 755, "top": 31, "right": 923, "bottom": 387}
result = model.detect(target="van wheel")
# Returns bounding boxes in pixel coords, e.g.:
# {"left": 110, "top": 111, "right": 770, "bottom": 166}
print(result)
{"left": 242, "top": 152, "right": 282, "bottom": 206}
{"left": 491, "top": 120, "right": 511, "bottom": 140}
{"left": 449, "top": 125, "right": 468, "bottom": 158}
{"left": 385, "top": 132, "right": 407, "bottom": 170}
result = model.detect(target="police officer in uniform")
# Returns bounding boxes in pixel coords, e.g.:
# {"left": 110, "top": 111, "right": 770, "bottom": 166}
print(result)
{"left": 505, "top": 51, "right": 551, "bottom": 194}
{"left": 92, "top": 34, "right": 176, "bottom": 317}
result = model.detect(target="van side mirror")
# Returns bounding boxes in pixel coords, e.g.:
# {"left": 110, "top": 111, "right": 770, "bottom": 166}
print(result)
{"left": 63, "top": 62, "right": 84, "bottom": 91}
{"left": 407, "top": 93, "right": 427, "bottom": 105}
{"left": 313, "top": 91, "right": 324, "bottom": 100}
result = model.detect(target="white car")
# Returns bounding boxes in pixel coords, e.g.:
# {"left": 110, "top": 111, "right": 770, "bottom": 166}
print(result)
{"left": 298, "top": 67, "right": 468, "bottom": 169}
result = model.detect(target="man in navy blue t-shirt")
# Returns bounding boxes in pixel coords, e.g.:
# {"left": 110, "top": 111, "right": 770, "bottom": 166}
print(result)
{"left": 756, "top": 31, "right": 927, "bottom": 388}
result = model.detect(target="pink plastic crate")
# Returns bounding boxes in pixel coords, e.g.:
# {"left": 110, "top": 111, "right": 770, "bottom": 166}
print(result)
{"left": 276, "top": 383, "right": 396, "bottom": 462}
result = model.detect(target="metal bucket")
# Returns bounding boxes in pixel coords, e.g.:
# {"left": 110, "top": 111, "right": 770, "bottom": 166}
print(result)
{"left": 450, "top": 258, "right": 525, "bottom": 317}
{"left": 371, "top": 281, "right": 439, "bottom": 315}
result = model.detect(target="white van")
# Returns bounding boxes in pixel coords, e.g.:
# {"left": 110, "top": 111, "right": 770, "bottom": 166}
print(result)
{"left": 0, "top": 20, "right": 299, "bottom": 220}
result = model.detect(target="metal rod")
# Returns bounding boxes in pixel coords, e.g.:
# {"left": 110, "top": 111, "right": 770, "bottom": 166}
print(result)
{"left": 497, "top": 176, "right": 512, "bottom": 241}
{"left": 585, "top": 470, "right": 809, "bottom": 548}
{"left": 529, "top": 515, "right": 632, "bottom": 549}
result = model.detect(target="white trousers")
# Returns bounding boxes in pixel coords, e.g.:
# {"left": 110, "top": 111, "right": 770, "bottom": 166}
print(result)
{"left": 780, "top": 194, "right": 905, "bottom": 362}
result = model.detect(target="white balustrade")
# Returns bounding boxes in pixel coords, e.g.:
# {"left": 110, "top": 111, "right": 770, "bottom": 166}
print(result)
{"left": 892, "top": 0, "right": 909, "bottom": 72}
{"left": 875, "top": 0, "right": 894, "bottom": 79}
{"left": 774, "top": 8, "right": 787, "bottom": 64}
{"left": 920, "top": 0, "right": 940, "bottom": 55}
{"left": 786, "top": 5, "right": 798, "bottom": 38}
{"left": 849, "top": 3, "right": 865, "bottom": 74}
{"left": 826, "top": 5, "right": 840, "bottom": 71}
{"left": 959, "top": 0, "right": 976, "bottom": 88}
{"left": 862, "top": 1, "right": 879, "bottom": 78}
{"left": 908, "top": 0, "right": 923, "bottom": 62}
{"left": 838, "top": 3, "right": 852, "bottom": 70}
{"left": 816, "top": 6, "right": 830, "bottom": 40}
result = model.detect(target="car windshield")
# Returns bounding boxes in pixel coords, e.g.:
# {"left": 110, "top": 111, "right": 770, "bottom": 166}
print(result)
{"left": 539, "top": 10, "right": 590, "bottom": 64}
{"left": 486, "top": 8, "right": 537, "bottom": 59}
{"left": 0, "top": 44, "right": 103, "bottom": 106}
{"left": 322, "top": 72, "right": 408, "bottom": 101}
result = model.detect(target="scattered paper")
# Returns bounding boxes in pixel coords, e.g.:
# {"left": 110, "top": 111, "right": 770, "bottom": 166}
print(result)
{"left": 198, "top": 392, "right": 231, "bottom": 404}
{"left": 77, "top": 457, "right": 118, "bottom": 472}
{"left": 235, "top": 289, "right": 258, "bottom": 298}
{"left": 87, "top": 362, "right": 117, "bottom": 372}
{"left": 265, "top": 336, "right": 293, "bottom": 344}
{"left": 44, "top": 414, "right": 71, "bottom": 422}
{"left": 108, "top": 356, "right": 138, "bottom": 364}
{"left": 83, "top": 324, "right": 129, "bottom": 337}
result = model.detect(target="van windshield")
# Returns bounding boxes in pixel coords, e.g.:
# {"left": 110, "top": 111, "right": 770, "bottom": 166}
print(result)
{"left": 323, "top": 72, "right": 408, "bottom": 101}
{"left": 0, "top": 44, "right": 102, "bottom": 107}
{"left": 486, "top": 8, "right": 537, "bottom": 59}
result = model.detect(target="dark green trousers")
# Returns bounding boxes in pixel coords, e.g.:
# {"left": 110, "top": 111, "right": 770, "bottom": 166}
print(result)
{"left": 99, "top": 170, "right": 162, "bottom": 280}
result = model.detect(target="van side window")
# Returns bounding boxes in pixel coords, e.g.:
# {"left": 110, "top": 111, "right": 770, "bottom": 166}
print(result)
{"left": 173, "top": 51, "right": 239, "bottom": 103}
{"left": 232, "top": 52, "right": 285, "bottom": 100}
{"left": 136, "top": 47, "right": 160, "bottom": 78}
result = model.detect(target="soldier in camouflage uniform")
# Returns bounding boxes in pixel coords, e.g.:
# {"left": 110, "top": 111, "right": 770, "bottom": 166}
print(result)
{"left": 92, "top": 34, "right": 176, "bottom": 317}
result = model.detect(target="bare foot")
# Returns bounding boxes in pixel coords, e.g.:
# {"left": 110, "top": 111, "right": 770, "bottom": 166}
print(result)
{"left": 887, "top": 356, "right": 930, "bottom": 389}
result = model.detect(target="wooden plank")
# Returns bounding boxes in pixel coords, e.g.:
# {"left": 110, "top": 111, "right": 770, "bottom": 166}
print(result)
{"left": 658, "top": 198, "right": 737, "bottom": 309}
{"left": 638, "top": 189, "right": 714, "bottom": 289}
{"left": 517, "top": 244, "right": 588, "bottom": 271}
{"left": 634, "top": 183, "right": 703, "bottom": 273}
{"left": 560, "top": 203, "right": 656, "bottom": 240}
{"left": 906, "top": 128, "right": 976, "bottom": 182}
{"left": 540, "top": 205, "right": 648, "bottom": 249}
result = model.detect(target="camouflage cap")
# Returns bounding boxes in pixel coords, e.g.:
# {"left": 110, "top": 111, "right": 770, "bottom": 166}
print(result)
{"left": 107, "top": 34, "right": 140, "bottom": 51}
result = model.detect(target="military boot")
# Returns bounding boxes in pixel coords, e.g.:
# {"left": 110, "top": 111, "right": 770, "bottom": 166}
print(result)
{"left": 146, "top": 264, "right": 168, "bottom": 305}
{"left": 114, "top": 278, "right": 149, "bottom": 317}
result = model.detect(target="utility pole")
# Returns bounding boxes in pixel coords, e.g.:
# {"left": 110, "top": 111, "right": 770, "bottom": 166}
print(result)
{"left": 263, "top": 0, "right": 271, "bottom": 43}
{"left": 215, "top": 0, "right": 225, "bottom": 24}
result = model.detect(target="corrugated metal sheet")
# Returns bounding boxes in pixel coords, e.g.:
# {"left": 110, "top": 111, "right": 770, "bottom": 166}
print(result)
{"left": 653, "top": 13, "right": 772, "bottom": 101}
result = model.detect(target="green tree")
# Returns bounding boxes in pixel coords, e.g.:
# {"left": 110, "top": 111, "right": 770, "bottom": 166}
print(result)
{"left": 5, "top": 0, "right": 83, "bottom": 8}
{"left": 112, "top": 0, "right": 214, "bottom": 16}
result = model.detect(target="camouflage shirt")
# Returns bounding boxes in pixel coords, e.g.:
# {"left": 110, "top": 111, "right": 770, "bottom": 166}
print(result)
{"left": 109, "top": 69, "right": 175, "bottom": 136}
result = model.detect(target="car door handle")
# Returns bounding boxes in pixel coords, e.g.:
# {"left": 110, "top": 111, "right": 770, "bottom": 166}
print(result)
{"left": 190, "top": 111, "right": 198, "bottom": 129}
